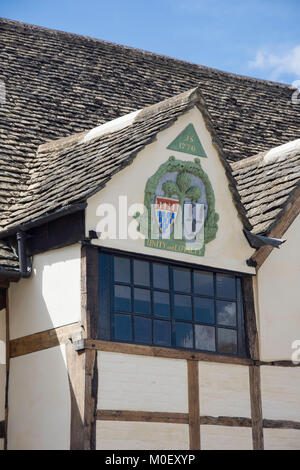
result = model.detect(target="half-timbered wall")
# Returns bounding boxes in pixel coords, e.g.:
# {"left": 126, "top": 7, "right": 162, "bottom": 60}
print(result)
{"left": 96, "top": 351, "right": 254, "bottom": 450}
{"left": 3, "top": 107, "right": 300, "bottom": 450}
{"left": 92, "top": 344, "right": 300, "bottom": 450}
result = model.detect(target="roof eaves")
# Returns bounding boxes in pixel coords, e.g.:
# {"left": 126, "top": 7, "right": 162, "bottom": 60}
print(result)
{"left": 250, "top": 184, "right": 300, "bottom": 269}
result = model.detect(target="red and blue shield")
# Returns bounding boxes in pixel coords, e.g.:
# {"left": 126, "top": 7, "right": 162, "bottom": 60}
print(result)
{"left": 155, "top": 196, "right": 179, "bottom": 234}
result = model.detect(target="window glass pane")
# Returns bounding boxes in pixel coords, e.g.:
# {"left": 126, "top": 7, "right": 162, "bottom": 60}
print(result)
{"left": 174, "top": 294, "right": 192, "bottom": 321}
{"left": 195, "top": 325, "right": 216, "bottom": 351}
{"left": 153, "top": 291, "right": 170, "bottom": 318}
{"left": 114, "top": 314, "right": 132, "bottom": 341}
{"left": 217, "top": 328, "right": 237, "bottom": 354}
{"left": 153, "top": 320, "right": 171, "bottom": 346}
{"left": 153, "top": 263, "right": 169, "bottom": 290}
{"left": 134, "top": 288, "right": 151, "bottom": 314}
{"left": 173, "top": 267, "right": 191, "bottom": 293}
{"left": 102, "top": 252, "right": 246, "bottom": 357}
{"left": 194, "top": 271, "right": 214, "bottom": 296}
{"left": 216, "top": 301, "right": 236, "bottom": 327}
{"left": 114, "top": 256, "right": 130, "bottom": 283}
{"left": 175, "top": 323, "right": 193, "bottom": 349}
{"left": 134, "top": 317, "right": 152, "bottom": 344}
{"left": 194, "top": 297, "right": 214, "bottom": 324}
{"left": 133, "top": 259, "right": 150, "bottom": 286}
{"left": 216, "top": 274, "right": 236, "bottom": 299}
{"left": 114, "top": 285, "right": 131, "bottom": 312}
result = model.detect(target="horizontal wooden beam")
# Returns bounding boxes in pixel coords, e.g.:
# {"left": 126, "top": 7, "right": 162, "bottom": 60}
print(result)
{"left": 76, "top": 340, "right": 300, "bottom": 368}
{"left": 10, "top": 322, "right": 82, "bottom": 358}
{"left": 263, "top": 419, "right": 300, "bottom": 430}
{"left": 97, "top": 410, "right": 189, "bottom": 424}
{"left": 259, "top": 360, "right": 300, "bottom": 368}
{"left": 200, "top": 416, "right": 252, "bottom": 427}
{"left": 83, "top": 340, "right": 252, "bottom": 366}
{"left": 96, "top": 410, "right": 300, "bottom": 431}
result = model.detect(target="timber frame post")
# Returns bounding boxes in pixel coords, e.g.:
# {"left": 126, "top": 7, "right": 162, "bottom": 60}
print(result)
{"left": 67, "top": 243, "right": 99, "bottom": 450}
{"left": 242, "top": 276, "right": 264, "bottom": 450}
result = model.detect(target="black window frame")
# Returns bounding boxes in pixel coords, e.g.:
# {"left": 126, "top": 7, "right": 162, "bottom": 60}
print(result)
{"left": 98, "top": 248, "right": 248, "bottom": 358}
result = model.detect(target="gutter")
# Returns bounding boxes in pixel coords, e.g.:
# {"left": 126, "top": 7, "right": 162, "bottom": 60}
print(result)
{"left": 0, "top": 268, "right": 21, "bottom": 282}
{"left": 0, "top": 202, "right": 87, "bottom": 240}
{"left": 243, "top": 229, "right": 286, "bottom": 249}
{"left": 0, "top": 202, "right": 87, "bottom": 280}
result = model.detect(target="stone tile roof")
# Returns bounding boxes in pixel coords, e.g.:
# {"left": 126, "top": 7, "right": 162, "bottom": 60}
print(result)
{"left": 0, "top": 17, "right": 299, "bottom": 272}
{"left": 231, "top": 140, "right": 300, "bottom": 235}
{"left": 5, "top": 88, "right": 241, "bottom": 232}
{"left": 1, "top": 18, "right": 299, "bottom": 222}
{"left": 0, "top": 240, "right": 18, "bottom": 271}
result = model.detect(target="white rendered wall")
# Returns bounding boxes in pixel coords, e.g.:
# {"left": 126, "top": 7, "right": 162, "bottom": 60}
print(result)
{"left": 199, "top": 362, "right": 251, "bottom": 418}
{"left": 264, "top": 429, "right": 300, "bottom": 450}
{"left": 261, "top": 366, "right": 300, "bottom": 422}
{"left": 98, "top": 352, "right": 188, "bottom": 413}
{"left": 200, "top": 425, "right": 252, "bottom": 450}
{"left": 7, "top": 345, "right": 70, "bottom": 450}
{"left": 86, "top": 107, "right": 255, "bottom": 274}
{"left": 97, "top": 352, "right": 189, "bottom": 449}
{"left": 9, "top": 244, "right": 81, "bottom": 339}
{"left": 257, "top": 214, "right": 300, "bottom": 361}
{"left": 96, "top": 421, "right": 189, "bottom": 450}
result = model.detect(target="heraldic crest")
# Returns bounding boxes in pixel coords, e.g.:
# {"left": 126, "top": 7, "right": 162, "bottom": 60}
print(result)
{"left": 135, "top": 156, "right": 219, "bottom": 257}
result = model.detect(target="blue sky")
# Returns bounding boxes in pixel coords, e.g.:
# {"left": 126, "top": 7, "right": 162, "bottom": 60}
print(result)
{"left": 1, "top": 0, "right": 300, "bottom": 84}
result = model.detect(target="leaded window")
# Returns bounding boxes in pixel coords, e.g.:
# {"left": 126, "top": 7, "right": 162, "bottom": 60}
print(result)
{"left": 98, "top": 251, "right": 247, "bottom": 357}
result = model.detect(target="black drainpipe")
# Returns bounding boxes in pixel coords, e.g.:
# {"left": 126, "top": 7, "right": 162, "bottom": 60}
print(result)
{"left": 16, "top": 231, "right": 32, "bottom": 278}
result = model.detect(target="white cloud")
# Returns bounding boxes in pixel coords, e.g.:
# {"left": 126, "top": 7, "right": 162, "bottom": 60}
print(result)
{"left": 249, "top": 45, "right": 300, "bottom": 81}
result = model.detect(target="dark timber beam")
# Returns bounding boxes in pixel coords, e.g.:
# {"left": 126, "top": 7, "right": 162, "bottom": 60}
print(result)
{"left": 187, "top": 360, "right": 200, "bottom": 450}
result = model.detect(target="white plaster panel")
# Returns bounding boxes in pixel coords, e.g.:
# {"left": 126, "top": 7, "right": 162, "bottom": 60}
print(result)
{"left": 98, "top": 351, "right": 188, "bottom": 413}
{"left": 7, "top": 345, "right": 70, "bottom": 450}
{"left": 257, "top": 214, "right": 300, "bottom": 361}
{"left": 261, "top": 366, "right": 300, "bottom": 421}
{"left": 201, "top": 425, "right": 253, "bottom": 450}
{"left": 264, "top": 428, "right": 300, "bottom": 450}
{"left": 199, "top": 362, "right": 251, "bottom": 418}
{"left": 86, "top": 107, "right": 255, "bottom": 274}
{"left": 96, "top": 421, "right": 189, "bottom": 450}
{"left": 0, "top": 438, "right": 4, "bottom": 450}
{"left": 9, "top": 244, "right": 81, "bottom": 339}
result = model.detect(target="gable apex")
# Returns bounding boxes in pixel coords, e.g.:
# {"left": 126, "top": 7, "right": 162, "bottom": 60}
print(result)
{"left": 167, "top": 123, "right": 207, "bottom": 157}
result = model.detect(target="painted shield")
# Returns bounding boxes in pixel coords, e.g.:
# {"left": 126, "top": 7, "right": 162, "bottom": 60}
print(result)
{"left": 155, "top": 196, "right": 179, "bottom": 234}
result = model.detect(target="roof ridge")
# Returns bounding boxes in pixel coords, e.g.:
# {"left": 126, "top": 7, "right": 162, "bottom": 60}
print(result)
{"left": 231, "top": 138, "right": 300, "bottom": 171}
{"left": 0, "top": 16, "right": 295, "bottom": 91}
{"left": 38, "top": 87, "right": 199, "bottom": 154}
